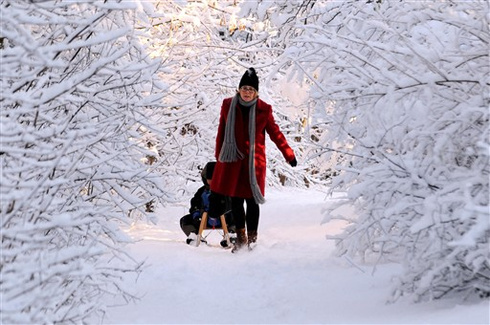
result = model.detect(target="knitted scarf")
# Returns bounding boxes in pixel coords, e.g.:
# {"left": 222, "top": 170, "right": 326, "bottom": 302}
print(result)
{"left": 218, "top": 94, "right": 265, "bottom": 204}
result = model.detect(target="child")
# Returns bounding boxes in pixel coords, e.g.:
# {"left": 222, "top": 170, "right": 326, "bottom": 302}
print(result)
{"left": 180, "top": 162, "right": 234, "bottom": 245}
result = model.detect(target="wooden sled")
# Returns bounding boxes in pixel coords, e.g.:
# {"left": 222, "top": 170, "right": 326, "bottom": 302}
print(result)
{"left": 196, "top": 211, "right": 232, "bottom": 248}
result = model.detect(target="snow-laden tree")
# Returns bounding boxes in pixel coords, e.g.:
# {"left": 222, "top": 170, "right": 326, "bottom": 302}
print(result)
{"left": 0, "top": 0, "right": 175, "bottom": 323}
{"left": 135, "top": 0, "right": 240, "bottom": 185}
{"left": 237, "top": 0, "right": 340, "bottom": 186}
{"left": 280, "top": 0, "right": 489, "bottom": 301}
{"left": 143, "top": 0, "right": 310, "bottom": 190}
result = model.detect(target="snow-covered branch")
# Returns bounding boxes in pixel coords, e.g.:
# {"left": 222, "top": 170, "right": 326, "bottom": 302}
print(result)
{"left": 278, "top": 0, "right": 489, "bottom": 302}
{"left": 0, "top": 0, "right": 177, "bottom": 322}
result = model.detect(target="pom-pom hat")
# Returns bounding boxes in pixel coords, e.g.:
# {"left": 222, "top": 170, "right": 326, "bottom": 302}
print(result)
{"left": 239, "top": 68, "right": 259, "bottom": 91}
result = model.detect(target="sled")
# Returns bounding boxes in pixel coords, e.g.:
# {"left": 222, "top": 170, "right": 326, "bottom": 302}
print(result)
{"left": 196, "top": 211, "right": 232, "bottom": 248}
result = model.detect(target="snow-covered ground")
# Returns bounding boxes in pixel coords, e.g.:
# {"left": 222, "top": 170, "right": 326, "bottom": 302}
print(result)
{"left": 102, "top": 188, "right": 489, "bottom": 324}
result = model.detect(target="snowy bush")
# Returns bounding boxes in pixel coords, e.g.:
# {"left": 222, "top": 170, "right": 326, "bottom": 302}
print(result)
{"left": 0, "top": 0, "right": 173, "bottom": 323}
{"left": 139, "top": 0, "right": 239, "bottom": 182}
{"left": 231, "top": 0, "right": 326, "bottom": 187}
{"left": 280, "top": 1, "right": 489, "bottom": 301}
{"left": 143, "top": 0, "right": 310, "bottom": 189}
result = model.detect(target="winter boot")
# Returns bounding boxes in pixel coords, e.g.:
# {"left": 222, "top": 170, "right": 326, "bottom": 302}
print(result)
{"left": 247, "top": 230, "right": 257, "bottom": 250}
{"left": 186, "top": 233, "right": 197, "bottom": 245}
{"left": 232, "top": 228, "right": 248, "bottom": 253}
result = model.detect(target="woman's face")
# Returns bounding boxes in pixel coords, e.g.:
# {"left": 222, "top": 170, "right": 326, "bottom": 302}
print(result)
{"left": 239, "top": 86, "right": 257, "bottom": 102}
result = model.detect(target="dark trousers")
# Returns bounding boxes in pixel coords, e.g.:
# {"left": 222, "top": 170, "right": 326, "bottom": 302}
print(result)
{"left": 209, "top": 193, "right": 258, "bottom": 231}
{"left": 231, "top": 197, "right": 259, "bottom": 232}
{"left": 180, "top": 214, "right": 200, "bottom": 236}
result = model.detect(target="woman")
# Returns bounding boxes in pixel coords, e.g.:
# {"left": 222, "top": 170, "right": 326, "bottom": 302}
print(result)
{"left": 210, "top": 67, "right": 297, "bottom": 252}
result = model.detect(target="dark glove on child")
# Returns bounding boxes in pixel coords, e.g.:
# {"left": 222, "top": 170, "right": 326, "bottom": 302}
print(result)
{"left": 289, "top": 157, "right": 297, "bottom": 167}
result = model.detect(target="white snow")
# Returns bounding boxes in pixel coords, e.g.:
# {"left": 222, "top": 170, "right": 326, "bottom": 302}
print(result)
{"left": 101, "top": 188, "right": 489, "bottom": 324}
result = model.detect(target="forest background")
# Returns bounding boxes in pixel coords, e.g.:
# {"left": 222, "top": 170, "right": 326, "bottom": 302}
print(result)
{"left": 1, "top": 0, "right": 488, "bottom": 323}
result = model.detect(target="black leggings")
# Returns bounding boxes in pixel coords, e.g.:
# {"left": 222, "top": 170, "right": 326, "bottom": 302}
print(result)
{"left": 209, "top": 193, "right": 259, "bottom": 232}
{"left": 231, "top": 197, "right": 259, "bottom": 232}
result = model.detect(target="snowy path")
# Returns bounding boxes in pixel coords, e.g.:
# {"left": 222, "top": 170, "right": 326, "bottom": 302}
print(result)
{"left": 102, "top": 188, "right": 489, "bottom": 324}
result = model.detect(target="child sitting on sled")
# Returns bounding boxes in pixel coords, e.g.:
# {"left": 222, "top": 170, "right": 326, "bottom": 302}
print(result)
{"left": 180, "top": 162, "right": 235, "bottom": 245}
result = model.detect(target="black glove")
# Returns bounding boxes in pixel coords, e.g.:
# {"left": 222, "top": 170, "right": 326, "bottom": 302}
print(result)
{"left": 289, "top": 157, "right": 297, "bottom": 167}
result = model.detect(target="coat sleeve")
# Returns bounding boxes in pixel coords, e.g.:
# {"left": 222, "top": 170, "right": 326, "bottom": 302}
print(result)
{"left": 214, "top": 99, "right": 230, "bottom": 160}
{"left": 189, "top": 186, "right": 204, "bottom": 213}
{"left": 265, "top": 107, "right": 296, "bottom": 162}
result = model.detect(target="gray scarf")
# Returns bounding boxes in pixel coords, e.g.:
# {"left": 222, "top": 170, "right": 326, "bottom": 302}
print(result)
{"left": 218, "top": 94, "right": 265, "bottom": 204}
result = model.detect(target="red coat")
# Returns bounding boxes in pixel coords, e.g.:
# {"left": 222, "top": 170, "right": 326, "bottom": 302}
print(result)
{"left": 210, "top": 97, "right": 295, "bottom": 198}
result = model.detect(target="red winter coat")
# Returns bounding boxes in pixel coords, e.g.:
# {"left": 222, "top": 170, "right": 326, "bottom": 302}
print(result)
{"left": 210, "top": 97, "right": 295, "bottom": 199}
